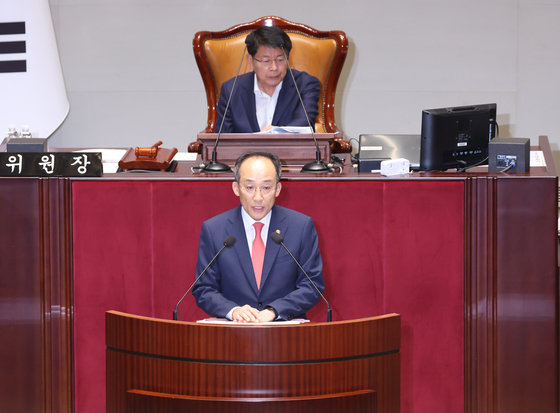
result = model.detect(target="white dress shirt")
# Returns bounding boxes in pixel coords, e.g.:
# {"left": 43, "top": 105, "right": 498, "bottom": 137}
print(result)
{"left": 254, "top": 73, "right": 283, "bottom": 131}
{"left": 240, "top": 206, "right": 272, "bottom": 257}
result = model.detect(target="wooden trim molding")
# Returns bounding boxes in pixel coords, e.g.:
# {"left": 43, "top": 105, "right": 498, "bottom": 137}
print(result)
{"left": 39, "top": 178, "right": 74, "bottom": 413}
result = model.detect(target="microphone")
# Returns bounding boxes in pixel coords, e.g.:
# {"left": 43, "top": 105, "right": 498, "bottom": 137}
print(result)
{"left": 201, "top": 46, "right": 248, "bottom": 173}
{"left": 172, "top": 235, "right": 236, "bottom": 320}
{"left": 280, "top": 46, "right": 332, "bottom": 173}
{"left": 270, "top": 230, "right": 331, "bottom": 322}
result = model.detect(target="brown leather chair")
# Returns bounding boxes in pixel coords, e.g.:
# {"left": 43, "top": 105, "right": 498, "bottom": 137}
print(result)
{"left": 189, "top": 16, "right": 351, "bottom": 154}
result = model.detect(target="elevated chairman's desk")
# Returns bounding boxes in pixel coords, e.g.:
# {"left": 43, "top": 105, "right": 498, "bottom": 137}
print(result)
{"left": 0, "top": 136, "right": 558, "bottom": 413}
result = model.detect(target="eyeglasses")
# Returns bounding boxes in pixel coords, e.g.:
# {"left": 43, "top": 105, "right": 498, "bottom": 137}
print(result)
{"left": 253, "top": 56, "right": 287, "bottom": 67}
{"left": 241, "top": 184, "right": 276, "bottom": 196}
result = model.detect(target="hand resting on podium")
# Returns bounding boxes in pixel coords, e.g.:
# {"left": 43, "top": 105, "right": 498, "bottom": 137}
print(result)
{"left": 232, "top": 304, "right": 276, "bottom": 322}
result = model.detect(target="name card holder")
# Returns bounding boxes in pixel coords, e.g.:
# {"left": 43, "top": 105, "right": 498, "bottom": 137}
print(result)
{"left": 0, "top": 152, "right": 102, "bottom": 177}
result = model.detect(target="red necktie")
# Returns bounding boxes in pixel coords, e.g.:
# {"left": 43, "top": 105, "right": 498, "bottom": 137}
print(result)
{"left": 252, "top": 222, "right": 265, "bottom": 289}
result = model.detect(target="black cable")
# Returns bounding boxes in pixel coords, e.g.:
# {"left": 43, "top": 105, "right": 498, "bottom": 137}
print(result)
{"left": 330, "top": 155, "right": 345, "bottom": 165}
{"left": 457, "top": 157, "right": 489, "bottom": 172}
{"left": 500, "top": 163, "right": 514, "bottom": 172}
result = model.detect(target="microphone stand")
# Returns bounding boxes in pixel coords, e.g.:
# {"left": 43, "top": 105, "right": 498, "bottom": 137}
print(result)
{"left": 202, "top": 150, "right": 231, "bottom": 173}
{"left": 201, "top": 47, "right": 248, "bottom": 173}
{"left": 270, "top": 231, "right": 331, "bottom": 322}
{"left": 280, "top": 47, "right": 332, "bottom": 173}
{"left": 173, "top": 236, "right": 236, "bottom": 320}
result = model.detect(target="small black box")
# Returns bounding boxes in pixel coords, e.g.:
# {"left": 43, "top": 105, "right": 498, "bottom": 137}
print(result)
{"left": 358, "top": 158, "right": 386, "bottom": 173}
{"left": 6, "top": 138, "right": 48, "bottom": 153}
{"left": 488, "top": 137, "right": 530, "bottom": 173}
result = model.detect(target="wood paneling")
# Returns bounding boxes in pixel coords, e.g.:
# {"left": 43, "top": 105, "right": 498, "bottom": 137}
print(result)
{"left": 0, "top": 178, "right": 74, "bottom": 413}
{"left": 126, "top": 389, "right": 376, "bottom": 413}
{"left": 0, "top": 136, "right": 557, "bottom": 412}
{"left": 106, "top": 312, "right": 399, "bottom": 412}
{"left": 39, "top": 178, "right": 74, "bottom": 413}
{"left": 0, "top": 179, "right": 42, "bottom": 412}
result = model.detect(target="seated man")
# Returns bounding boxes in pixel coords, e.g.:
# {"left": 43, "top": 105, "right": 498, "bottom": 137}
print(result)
{"left": 216, "top": 26, "right": 321, "bottom": 133}
{"left": 192, "top": 151, "right": 325, "bottom": 322}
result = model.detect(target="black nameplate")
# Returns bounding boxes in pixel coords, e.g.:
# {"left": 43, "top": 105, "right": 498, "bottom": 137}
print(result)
{"left": 0, "top": 152, "right": 102, "bottom": 177}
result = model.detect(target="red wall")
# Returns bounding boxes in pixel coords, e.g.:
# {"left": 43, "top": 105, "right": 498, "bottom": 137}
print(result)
{"left": 72, "top": 179, "right": 464, "bottom": 412}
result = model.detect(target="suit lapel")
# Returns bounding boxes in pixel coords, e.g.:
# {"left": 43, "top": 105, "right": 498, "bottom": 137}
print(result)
{"left": 260, "top": 206, "right": 287, "bottom": 290}
{"left": 272, "top": 71, "right": 300, "bottom": 126}
{"left": 272, "top": 80, "right": 291, "bottom": 126}
{"left": 239, "top": 73, "right": 260, "bottom": 132}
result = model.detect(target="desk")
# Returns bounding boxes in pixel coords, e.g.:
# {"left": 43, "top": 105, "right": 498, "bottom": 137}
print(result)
{"left": 0, "top": 136, "right": 557, "bottom": 413}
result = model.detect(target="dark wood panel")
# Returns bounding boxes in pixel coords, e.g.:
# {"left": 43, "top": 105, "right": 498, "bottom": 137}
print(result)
{"left": 39, "top": 178, "right": 74, "bottom": 413}
{"left": 464, "top": 176, "right": 496, "bottom": 413}
{"left": 494, "top": 176, "right": 558, "bottom": 412}
{"left": 126, "top": 389, "right": 376, "bottom": 413}
{"left": 464, "top": 171, "right": 559, "bottom": 413}
{"left": 197, "top": 133, "right": 333, "bottom": 166}
{"left": 106, "top": 312, "right": 400, "bottom": 413}
{"left": 0, "top": 179, "right": 43, "bottom": 412}
{"left": 0, "top": 178, "right": 74, "bottom": 413}
{"left": 105, "top": 312, "right": 400, "bottom": 362}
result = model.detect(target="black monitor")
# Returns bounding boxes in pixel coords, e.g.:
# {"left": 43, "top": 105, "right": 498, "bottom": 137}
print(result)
{"left": 419, "top": 103, "right": 497, "bottom": 171}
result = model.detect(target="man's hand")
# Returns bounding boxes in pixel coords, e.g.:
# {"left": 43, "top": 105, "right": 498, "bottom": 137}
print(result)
{"left": 256, "top": 308, "right": 276, "bottom": 323}
{"left": 232, "top": 306, "right": 276, "bottom": 322}
{"left": 232, "top": 305, "right": 260, "bottom": 322}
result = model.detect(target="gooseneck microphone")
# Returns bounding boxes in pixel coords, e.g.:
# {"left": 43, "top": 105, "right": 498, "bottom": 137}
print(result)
{"left": 280, "top": 47, "right": 332, "bottom": 173}
{"left": 201, "top": 47, "right": 248, "bottom": 173}
{"left": 270, "top": 231, "right": 331, "bottom": 322}
{"left": 172, "top": 235, "right": 236, "bottom": 320}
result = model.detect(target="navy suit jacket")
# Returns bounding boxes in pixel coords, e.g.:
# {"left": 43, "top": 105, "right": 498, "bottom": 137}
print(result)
{"left": 192, "top": 205, "right": 324, "bottom": 320}
{"left": 215, "top": 70, "right": 321, "bottom": 133}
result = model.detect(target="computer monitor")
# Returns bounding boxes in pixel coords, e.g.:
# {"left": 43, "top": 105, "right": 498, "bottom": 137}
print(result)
{"left": 419, "top": 103, "right": 497, "bottom": 171}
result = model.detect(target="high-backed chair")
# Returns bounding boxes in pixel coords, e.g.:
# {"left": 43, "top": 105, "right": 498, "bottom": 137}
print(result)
{"left": 189, "top": 16, "right": 351, "bottom": 154}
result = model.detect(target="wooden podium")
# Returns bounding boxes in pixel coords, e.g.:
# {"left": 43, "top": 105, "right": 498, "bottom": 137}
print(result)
{"left": 197, "top": 132, "right": 335, "bottom": 166}
{"left": 106, "top": 311, "right": 400, "bottom": 413}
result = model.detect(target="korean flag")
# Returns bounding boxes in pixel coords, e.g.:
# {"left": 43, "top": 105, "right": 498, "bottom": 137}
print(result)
{"left": 0, "top": 0, "right": 69, "bottom": 139}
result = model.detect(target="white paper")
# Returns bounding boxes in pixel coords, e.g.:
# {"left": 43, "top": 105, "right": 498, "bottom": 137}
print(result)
{"left": 196, "top": 317, "right": 310, "bottom": 325}
{"left": 73, "top": 148, "right": 127, "bottom": 174}
{"left": 173, "top": 151, "right": 198, "bottom": 161}
{"left": 530, "top": 150, "right": 546, "bottom": 167}
{"left": 256, "top": 126, "right": 313, "bottom": 134}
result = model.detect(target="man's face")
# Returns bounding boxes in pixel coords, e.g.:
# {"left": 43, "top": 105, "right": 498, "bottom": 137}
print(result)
{"left": 232, "top": 156, "right": 282, "bottom": 221}
{"left": 249, "top": 45, "right": 288, "bottom": 95}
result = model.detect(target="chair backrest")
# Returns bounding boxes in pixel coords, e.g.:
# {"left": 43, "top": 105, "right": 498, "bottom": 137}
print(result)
{"left": 193, "top": 16, "right": 348, "bottom": 136}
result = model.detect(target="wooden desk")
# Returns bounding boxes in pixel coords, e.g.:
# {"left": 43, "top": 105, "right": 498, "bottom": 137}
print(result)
{"left": 0, "top": 136, "right": 557, "bottom": 413}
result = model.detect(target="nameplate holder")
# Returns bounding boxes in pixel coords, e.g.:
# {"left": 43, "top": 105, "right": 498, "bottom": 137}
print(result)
{"left": 0, "top": 152, "right": 103, "bottom": 177}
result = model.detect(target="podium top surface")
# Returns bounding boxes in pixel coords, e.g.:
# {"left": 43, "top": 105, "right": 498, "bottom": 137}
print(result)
{"left": 106, "top": 310, "right": 401, "bottom": 363}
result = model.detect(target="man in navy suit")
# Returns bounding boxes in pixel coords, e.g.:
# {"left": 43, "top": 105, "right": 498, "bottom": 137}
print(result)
{"left": 215, "top": 26, "right": 321, "bottom": 133}
{"left": 192, "top": 152, "right": 325, "bottom": 322}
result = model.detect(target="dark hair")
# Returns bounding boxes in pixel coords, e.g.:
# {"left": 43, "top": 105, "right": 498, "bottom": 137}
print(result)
{"left": 234, "top": 152, "right": 282, "bottom": 182}
{"left": 245, "top": 26, "right": 292, "bottom": 57}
